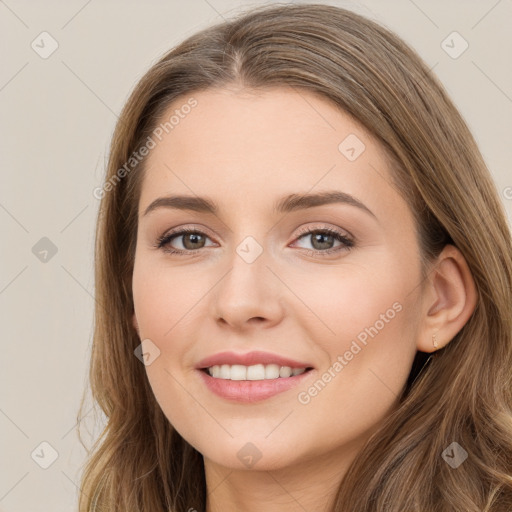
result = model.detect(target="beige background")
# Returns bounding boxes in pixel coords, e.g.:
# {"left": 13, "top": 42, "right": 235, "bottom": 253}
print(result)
{"left": 1, "top": 0, "right": 511, "bottom": 510}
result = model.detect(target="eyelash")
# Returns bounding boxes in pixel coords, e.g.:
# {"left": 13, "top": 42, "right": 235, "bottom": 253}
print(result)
{"left": 155, "top": 225, "right": 354, "bottom": 257}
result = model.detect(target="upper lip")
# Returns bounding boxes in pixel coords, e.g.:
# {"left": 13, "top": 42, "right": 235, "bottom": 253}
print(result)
{"left": 196, "top": 351, "right": 313, "bottom": 369}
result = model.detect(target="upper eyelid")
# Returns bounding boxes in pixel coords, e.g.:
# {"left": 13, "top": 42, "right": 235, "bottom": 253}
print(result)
{"left": 163, "top": 223, "right": 350, "bottom": 238}
{"left": 295, "top": 224, "right": 351, "bottom": 237}
{"left": 164, "top": 224, "right": 217, "bottom": 238}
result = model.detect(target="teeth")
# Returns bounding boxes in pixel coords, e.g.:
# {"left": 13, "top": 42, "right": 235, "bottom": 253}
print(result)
{"left": 265, "top": 364, "right": 280, "bottom": 379}
{"left": 230, "top": 364, "right": 247, "bottom": 381}
{"left": 279, "top": 366, "right": 292, "bottom": 378}
{"left": 206, "top": 364, "right": 308, "bottom": 380}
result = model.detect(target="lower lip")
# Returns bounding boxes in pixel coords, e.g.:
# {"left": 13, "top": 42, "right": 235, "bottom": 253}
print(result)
{"left": 197, "top": 369, "right": 314, "bottom": 403}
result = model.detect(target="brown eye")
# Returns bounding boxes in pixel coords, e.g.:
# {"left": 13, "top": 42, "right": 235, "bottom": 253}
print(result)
{"left": 156, "top": 229, "right": 215, "bottom": 254}
{"left": 293, "top": 227, "right": 354, "bottom": 256}
{"left": 181, "top": 232, "right": 206, "bottom": 250}
{"left": 308, "top": 231, "right": 336, "bottom": 250}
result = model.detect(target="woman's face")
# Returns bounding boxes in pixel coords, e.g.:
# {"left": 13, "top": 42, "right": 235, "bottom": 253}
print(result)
{"left": 132, "top": 86, "right": 425, "bottom": 472}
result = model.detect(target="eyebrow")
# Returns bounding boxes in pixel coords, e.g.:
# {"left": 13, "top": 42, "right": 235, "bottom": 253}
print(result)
{"left": 142, "top": 191, "right": 376, "bottom": 219}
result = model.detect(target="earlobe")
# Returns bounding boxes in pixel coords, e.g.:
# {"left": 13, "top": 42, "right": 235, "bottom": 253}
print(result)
{"left": 417, "top": 244, "right": 478, "bottom": 353}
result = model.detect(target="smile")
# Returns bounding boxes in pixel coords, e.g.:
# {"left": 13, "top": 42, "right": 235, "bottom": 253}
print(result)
{"left": 195, "top": 350, "right": 315, "bottom": 402}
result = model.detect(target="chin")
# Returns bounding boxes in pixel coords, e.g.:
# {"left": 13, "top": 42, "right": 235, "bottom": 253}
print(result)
{"left": 197, "top": 434, "right": 311, "bottom": 472}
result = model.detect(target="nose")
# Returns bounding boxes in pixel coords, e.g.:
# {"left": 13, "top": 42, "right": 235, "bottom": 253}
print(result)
{"left": 212, "top": 241, "right": 285, "bottom": 331}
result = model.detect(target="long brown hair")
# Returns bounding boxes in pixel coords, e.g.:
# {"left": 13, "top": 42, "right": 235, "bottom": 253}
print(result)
{"left": 77, "top": 3, "right": 512, "bottom": 510}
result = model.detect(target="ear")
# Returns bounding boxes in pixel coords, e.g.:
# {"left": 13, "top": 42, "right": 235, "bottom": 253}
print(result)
{"left": 416, "top": 244, "right": 478, "bottom": 353}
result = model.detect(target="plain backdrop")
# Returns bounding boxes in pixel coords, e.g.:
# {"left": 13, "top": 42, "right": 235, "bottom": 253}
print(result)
{"left": 1, "top": 1, "right": 511, "bottom": 510}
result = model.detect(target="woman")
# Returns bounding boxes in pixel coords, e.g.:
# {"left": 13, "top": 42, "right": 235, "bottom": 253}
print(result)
{"left": 78, "top": 3, "right": 512, "bottom": 511}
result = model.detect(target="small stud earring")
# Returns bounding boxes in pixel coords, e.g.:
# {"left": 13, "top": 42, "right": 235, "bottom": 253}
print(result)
{"left": 432, "top": 331, "right": 439, "bottom": 349}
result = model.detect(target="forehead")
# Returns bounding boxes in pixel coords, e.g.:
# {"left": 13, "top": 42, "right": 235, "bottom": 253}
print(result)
{"left": 149, "top": 86, "right": 367, "bottom": 164}
{"left": 139, "top": 86, "right": 403, "bottom": 220}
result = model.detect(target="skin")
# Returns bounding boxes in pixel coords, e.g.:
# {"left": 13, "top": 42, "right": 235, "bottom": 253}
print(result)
{"left": 131, "top": 86, "right": 477, "bottom": 512}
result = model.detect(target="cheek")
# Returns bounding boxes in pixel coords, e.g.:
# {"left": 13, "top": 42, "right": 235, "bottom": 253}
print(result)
{"left": 132, "top": 259, "right": 214, "bottom": 408}
{"left": 326, "top": 277, "right": 412, "bottom": 354}
{"left": 286, "top": 256, "right": 415, "bottom": 350}
{"left": 132, "top": 259, "right": 204, "bottom": 339}
{"left": 132, "top": 263, "right": 204, "bottom": 435}
{"left": 291, "top": 258, "right": 419, "bottom": 403}
{"left": 289, "top": 276, "right": 418, "bottom": 456}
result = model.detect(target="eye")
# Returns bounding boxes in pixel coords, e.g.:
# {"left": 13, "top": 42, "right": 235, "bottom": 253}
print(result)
{"left": 291, "top": 226, "right": 354, "bottom": 256}
{"left": 156, "top": 228, "right": 216, "bottom": 255}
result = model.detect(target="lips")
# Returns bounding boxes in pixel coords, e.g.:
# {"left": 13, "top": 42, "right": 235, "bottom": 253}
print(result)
{"left": 195, "top": 350, "right": 315, "bottom": 402}
{"left": 196, "top": 350, "right": 313, "bottom": 370}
